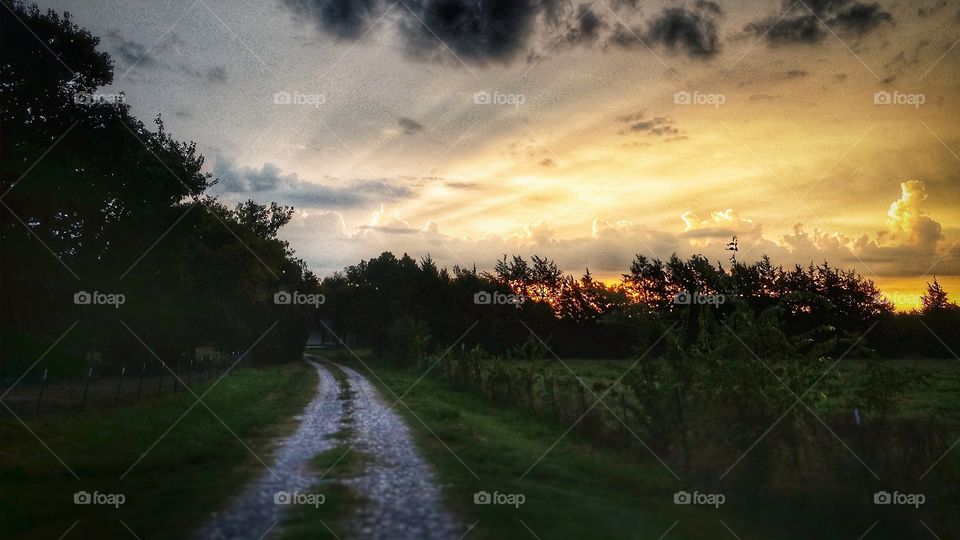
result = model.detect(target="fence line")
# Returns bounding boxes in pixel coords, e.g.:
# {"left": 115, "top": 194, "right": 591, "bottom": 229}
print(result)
{"left": 1, "top": 352, "right": 247, "bottom": 417}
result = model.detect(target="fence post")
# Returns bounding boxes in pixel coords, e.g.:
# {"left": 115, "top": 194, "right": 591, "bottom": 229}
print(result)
{"left": 137, "top": 363, "right": 145, "bottom": 402}
{"left": 35, "top": 368, "right": 48, "bottom": 414}
{"left": 80, "top": 367, "right": 93, "bottom": 411}
{"left": 173, "top": 360, "right": 180, "bottom": 393}
{"left": 114, "top": 366, "right": 125, "bottom": 406}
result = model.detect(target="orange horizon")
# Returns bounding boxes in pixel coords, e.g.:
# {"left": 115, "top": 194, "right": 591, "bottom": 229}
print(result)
{"left": 591, "top": 274, "right": 960, "bottom": 313}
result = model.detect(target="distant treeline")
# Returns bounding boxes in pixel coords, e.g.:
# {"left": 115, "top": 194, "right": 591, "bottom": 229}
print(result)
{"left": 319, "top": 251, "right": 960, "bottom": 361}
{"left": 1, "top": 3, "right": 321, "bottom": 376}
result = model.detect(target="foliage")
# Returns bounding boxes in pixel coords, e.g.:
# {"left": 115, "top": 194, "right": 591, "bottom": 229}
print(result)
{"left": 0, "top": 1, "right": 319, "bottom": 374}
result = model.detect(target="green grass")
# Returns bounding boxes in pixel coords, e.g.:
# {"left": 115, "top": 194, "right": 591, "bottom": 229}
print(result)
{"left": 279, "top": 443, "right": 372, "bottom": 540}
{"left": 0, "top": 362, "right": 316, "bottom": 540}
{"left": 314, "top": 348, "right": 772, "bottom": 540}
{"left": 279, "top": 356, "right": 370, "bottom": 539}
{"left": 824, "top": 358, "right": 960, "bottom": 425}
{"left": 312, "top": 348, "right": 958, "bottom": 539}
{"left": 437, "top": 355, "right": 960, "bottom": 425}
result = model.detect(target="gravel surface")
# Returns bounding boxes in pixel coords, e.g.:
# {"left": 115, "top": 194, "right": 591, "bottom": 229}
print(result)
{"left": 336, "top": 363, "right": 460, "bottom": 540}
{"left": 194, "top": 359, "right": 460, "bottom": 540}
{"left": 193, "top": 361, "right": 342, "bottom": 540}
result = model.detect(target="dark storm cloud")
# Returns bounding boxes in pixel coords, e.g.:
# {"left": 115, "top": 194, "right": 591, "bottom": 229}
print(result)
{"left": 645, "top": 7, "right": 719, "bottom": 58}
{"left": 286, "top": 0, "right": 722, "bottom": 64}
{"left": 397, "top": 117, "right": 424, "bottom": 135}
{"left": 608, "top": 3, "right": 722, "bottom": 59}
{"left": 281, "top": 0, "right": 382, "bottom": 39}
{"left": 398, "top": 0, "right": 541, "bottom": 64}
{"left": 212, "top": 160, "right": 413, "bottom": 208}
{"left": 830, "top": 2, "right": 893, "bottom": 35}
{"left": 743, "top": 0, "right": 892, "bottom": 45}
{"left": 566, "top": 3, "right": 604, "bottom": 44}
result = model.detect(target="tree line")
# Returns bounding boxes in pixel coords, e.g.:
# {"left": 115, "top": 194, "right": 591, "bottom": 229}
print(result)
{"left": 319, "top": 251, "right": 960, "bottom": 362}
{"left": 1, "top": 2, "right": 321, "bottom": 377}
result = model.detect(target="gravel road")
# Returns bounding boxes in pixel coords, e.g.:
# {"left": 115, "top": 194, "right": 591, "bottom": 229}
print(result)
{"left": 193, "top": 358, "right": 459, "bottom": 540}
{"left": 335, "top": 363, "right": 460, "bottom": 540}
{"left": 193, "top": 361, "right": 342, "bottom": 540}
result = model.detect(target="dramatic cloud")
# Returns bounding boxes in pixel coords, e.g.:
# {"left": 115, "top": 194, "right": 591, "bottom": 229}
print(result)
{"left": 565, "top": 3, "right": 605, "bottom": 44}
{"left": 211, "top": 159, "right": 414, "bottom": 208}
{"left": 830, "top": 3, "right": 893, "bottom": 35}
{"left": 607, "top": 2, "right": 722, "bottom": 58}
{"left": 743, "top": 0, "right": 892, "bottom": 45}
{"left": 278, "top": 179, "right": 954, "bottom": 281}
{"left": 644, "top": 6, "right": 720, "bottom": 58}
{"left": 281, "top": 0, "right": 382, "bottom": 39}
{"left": 886, "top": 180, "right": 943, "bottom": 252}
{"left": 397, "top": 0, "right": 541, "bottom": 64}
{"left": 681, "top": 209, "right": 761, "bottom": 239}
{"left": 285, "top": 0, "right": 723, "bottom": 64}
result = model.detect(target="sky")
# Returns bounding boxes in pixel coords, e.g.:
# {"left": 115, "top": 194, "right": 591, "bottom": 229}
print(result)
{"left": 41, "top": 0, "right": 960, "bottom": 308}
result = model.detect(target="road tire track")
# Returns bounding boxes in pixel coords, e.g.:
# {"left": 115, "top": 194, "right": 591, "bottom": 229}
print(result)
{"left": 194, "top": 358, "right": 459, "bottom": 539}
{"left": 194, "top": 361, "right": 342, "bottom": 540}
{"left": 333, "top": 362, "right": 460, "bottom": 540}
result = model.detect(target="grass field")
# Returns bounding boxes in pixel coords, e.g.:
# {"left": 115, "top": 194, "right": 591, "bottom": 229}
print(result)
{"left": 481, "top": 356, "right": 960, "bottom": 425}
{"left": 318, "top": 347, "right": 959, "bottom": 539}
{"left": 0, "top": 363, "right": 316, "bottom": 540}
{"left": 314, "top": 348, "right": 774, "bottom": 539}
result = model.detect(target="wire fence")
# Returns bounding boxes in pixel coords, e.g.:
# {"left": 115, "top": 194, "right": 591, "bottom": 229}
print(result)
{"left": 0, "top": 353, "right": 245, "bottom": 417}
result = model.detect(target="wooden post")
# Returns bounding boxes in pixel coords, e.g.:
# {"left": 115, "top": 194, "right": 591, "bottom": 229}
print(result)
{"left": 114, "top": 366, "right": 125, "bottom": 406}
{"left": 80, "top": 367, "right": 93, "bottom": 411}
{"left": 35, "top": 368, "right": 48, "bottom": 414}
